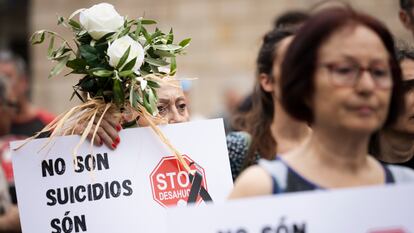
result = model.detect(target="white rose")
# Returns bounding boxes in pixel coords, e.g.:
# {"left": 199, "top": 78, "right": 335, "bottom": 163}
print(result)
{"left": 79, "top": 3, "right": 124, "bottom": 40}
{"left": 107, "top": 36, "right": 145, "bottom": 71}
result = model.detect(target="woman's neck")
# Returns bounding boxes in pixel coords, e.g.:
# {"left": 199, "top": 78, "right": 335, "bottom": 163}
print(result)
{"left": 305, "top": 125, "right": 371, "bottom": 171}
{"left": 272, "top": 101, "right": 311, "bottom": 154}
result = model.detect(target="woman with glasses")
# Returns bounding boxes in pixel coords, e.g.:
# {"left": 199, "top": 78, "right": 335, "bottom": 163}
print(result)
{"left": 73, "top": 78, "right": 190, "bottom": 149}
{"left": 229, "top": 7, "right": 414, "bottom": 198}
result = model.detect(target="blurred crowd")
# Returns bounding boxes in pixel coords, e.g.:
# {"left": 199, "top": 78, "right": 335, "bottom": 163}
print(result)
{"left": 2, "top": 0, "right": 414, "bottom": 232}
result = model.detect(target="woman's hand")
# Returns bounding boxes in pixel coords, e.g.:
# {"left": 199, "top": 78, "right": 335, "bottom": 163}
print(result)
{"left": 74, "top": 112, "right": 122, "bottom": 150}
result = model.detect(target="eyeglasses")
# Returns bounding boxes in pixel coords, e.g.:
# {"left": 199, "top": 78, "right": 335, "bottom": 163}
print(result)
{"left": 319, "top": 62, "right": 393, "bottom": 89}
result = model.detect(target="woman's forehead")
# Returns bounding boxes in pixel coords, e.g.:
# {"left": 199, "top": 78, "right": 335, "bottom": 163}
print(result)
{"left": 157, "top": 81, "right": 185, "bottom": 101}
{"left": 318, "top": 25, "right": 389, "bottom": 62}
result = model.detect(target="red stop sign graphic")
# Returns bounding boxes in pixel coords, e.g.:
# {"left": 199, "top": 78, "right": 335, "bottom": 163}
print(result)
{"left": 150, "top": 155, "right": 208, "bottom": 208}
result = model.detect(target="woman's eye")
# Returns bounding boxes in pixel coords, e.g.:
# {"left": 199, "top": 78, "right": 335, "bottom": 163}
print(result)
{"left": 371, "top": 68, "right": 389, "bottom": 78}
{"left": 334, "top": 66, "right": 355, "bottom": 75}
{"left": 157, "top": 106, "right": 167, "bottom": 114}
{"left": 178, "top": 103, "right": 187, "bottom": 111}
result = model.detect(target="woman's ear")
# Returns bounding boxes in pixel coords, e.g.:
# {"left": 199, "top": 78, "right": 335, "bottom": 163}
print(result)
{"left": 259, "top": 73, "right": 274, "bottom": 93}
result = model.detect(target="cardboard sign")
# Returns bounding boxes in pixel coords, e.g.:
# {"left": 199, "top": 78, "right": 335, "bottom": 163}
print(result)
{"left": 11, "top": 119, "right": 233, "bottom": 233}
{"left": 167, "top": 184, "right": 414, "bottom": 233}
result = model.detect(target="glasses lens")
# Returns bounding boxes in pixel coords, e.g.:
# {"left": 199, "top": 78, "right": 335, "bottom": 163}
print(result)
{"left": 329, "top": 64, "right": 358, "bottom": 86}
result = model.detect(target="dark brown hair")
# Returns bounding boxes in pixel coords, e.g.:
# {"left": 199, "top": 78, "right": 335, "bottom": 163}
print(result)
{"left": 281, "top": 7, "right": 403, "bottom": 126}
{"left": 233, "top": 28, "right": 294, "bottom": 167}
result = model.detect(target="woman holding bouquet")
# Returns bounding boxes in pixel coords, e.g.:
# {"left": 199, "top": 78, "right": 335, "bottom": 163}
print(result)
{"left": 229, "top": 7, "right": 414, "bottom": 198}
{"left": 75, "top": 78, "right": 190, "bottom": 149}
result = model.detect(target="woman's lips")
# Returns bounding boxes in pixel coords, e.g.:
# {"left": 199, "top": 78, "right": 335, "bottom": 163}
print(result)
{"left": 349, "top": 105, "right": 376, "bottom": 116}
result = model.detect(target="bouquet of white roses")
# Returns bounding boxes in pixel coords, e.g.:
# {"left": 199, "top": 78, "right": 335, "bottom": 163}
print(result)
{"left": 25, "top": 3, "right": 192, "bottom": 171}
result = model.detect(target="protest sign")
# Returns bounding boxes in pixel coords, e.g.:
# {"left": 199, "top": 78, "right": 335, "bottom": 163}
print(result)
{"left": 11, "top": 119, "right": 233, "bottom": 233}
{"left": 167, "top": 184, "right": 414, "bottom": 233}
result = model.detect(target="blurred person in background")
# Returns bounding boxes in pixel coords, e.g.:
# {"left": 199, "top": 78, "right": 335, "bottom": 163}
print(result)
{"left": 218, "top": 87, "right": 243, "bottom": 134}
{"left": 229, "top": 11, "right": 310, "bottom": 181}
{"left": 273, "top": 9, "right": 310, "bottom": 30}
{"left": 0, "top": 50, "right": 55, "bottom": 204}
{"left": 399, "top": 0, "right": 414, "bottom": 37}
{"left": 228, "top": 28, "right": 310, "bottom": 181}
{"left": 0, "top": 76, "right": 21, "bottom": 233}
{"left": 0, "top": 50, "right": 55, "bottom": 138}
{"left": 369, "top": 44, "right": 414, "bottom": 168}
{"left": 230, "top": 7, "right": 414, "bottom": 198}
{"left": 180, "top": 79, "right": 206, "bottom": 121}
{"left": 234, "top": 10, "right": 309, "bottom": 117}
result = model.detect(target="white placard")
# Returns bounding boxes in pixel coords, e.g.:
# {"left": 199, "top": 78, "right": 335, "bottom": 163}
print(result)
{"left": 167, "top": 184, "right": 414, "bottom": 233}
{"left": 11, "top": 119, "right": 233, "bottom": 233}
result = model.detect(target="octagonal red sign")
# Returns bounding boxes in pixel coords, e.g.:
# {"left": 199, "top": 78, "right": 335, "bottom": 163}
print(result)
{"left": 150, "top": 155, "right": 208, "bottom": 208}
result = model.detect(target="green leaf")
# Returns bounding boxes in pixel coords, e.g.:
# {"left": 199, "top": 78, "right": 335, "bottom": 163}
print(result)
{"left": 150, "top": 65, "right": 159, "bottom": 73}
{"left": 147, "top": 80, "right": 160, "bottom": 88}
{"left": 79, "top": 77, "right": 97, "bottom": 92}
{"left": 30, "top": 30, "right": 46, "bottom": 45}
{"left": 66, "top": 58, "right": 87, "bottom": 70}
{"left": 170, "top": 57, "right": 177, "bottom": 76}
{"left": 167, "top": 28, "right": 174, "bottom": 44}
{"left": 70, "top": 87, "right": 85, "bottom": 102}
{"left": 47, "top": 35, "right": 55, "bottom": 58}
{"left": 140, "top": 70, "right": 149, "bottom": 76}
{"left": 119, "top": 26, "right": 131, "bottom": 38}
{"left": 122, "top": 57, "right": 137, "bottom": 71}
{"left": 179, "top": 38, "right": 191, "bottom": 48}
{"left": 154, "top": 49, "right": 176, "bottom": 58}
{"left": 145, "top": 57, "right": 169, "bottom": 66}
{"left": 119, "top": 70, "right": 134, "bottom": 77}
{"left": 113, "top": 79, "right": 124, "bottom": 106}
{"left": 116, "top": 46, "right": 131, "bottom": 70}
{"left": 49, "top": 55, "right": 70, "bottom": 78}
{"left": 68, "top": 19, "right": 81, "bottom": 30}
{"left": 134, "top": 20, "right": 142, "bottom": 38}
{"left": 57, "top": 16, "right": 65, "bottom": 25}
{"left": 76, "top": 32, "right": 93, "bottom": 44}
{"left": 141, "top": 19, "right": 157, "bottom": 25}
{"left": 95, "top": 32, "right": 115, "bottom": 47}
{"left": 147, "top": 88, "right": 158, "bottom": 115}
{"left": 79, "top": 44, "right": 98, "bottom": 63}
{"left": 129, "top": 79, "right": 137, "bottom": 107}
{"left": 151, "top": 29, "right": 163, "bottom": 40}
{"left": 143, "top": 92, "right": 153, "bottom": 115}
{"left": 152, "top": 44, "right": 181, "bottom": 51}
{"left": 141, "top": 27, "right": 152, "bottom": 44}
{"left": 92, "top": 70, "right": 113, "bottom": 77}
{"left": 52, "top": 46, "right": 72, "bottom": 60}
